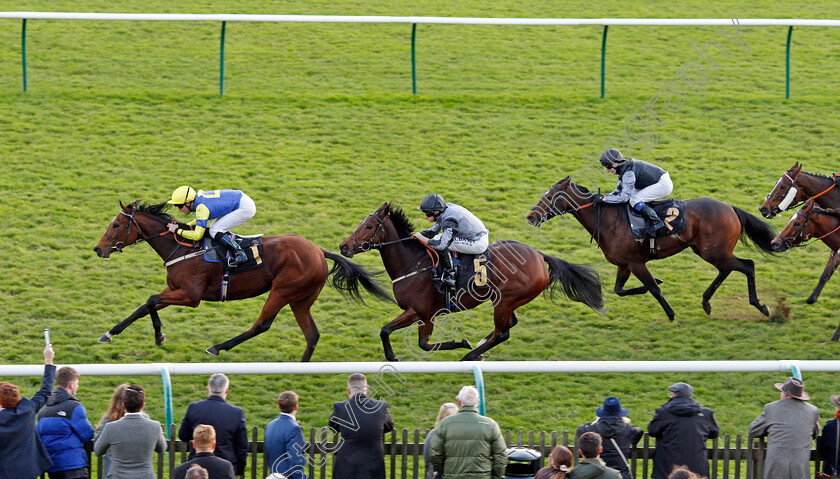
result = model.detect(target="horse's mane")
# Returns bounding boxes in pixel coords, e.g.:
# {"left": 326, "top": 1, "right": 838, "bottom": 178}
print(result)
{"left": 386, "top": 203, "right": 415, "bottom": 239}
{"left": 817, "top": 206, "right": 840, "bottom": 220}
{"left": 136, "top": 201, "right": 177, "bottom": 222}
{"left": 559, "top": 178, "right": 595, "bottom": 197}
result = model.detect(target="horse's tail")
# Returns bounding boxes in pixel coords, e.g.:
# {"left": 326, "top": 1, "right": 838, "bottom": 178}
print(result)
{"left": 732, "top": 206, "right": 777, "bottom": 255}
{"left": 322, "top": 250, "right": 395, "bottom": 305}
{"left": 541, "top": 253, "right": 605, "bottom": 312}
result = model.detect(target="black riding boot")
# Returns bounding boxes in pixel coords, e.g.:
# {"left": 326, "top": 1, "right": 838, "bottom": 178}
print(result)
{"left": 439, "top": 249, "right": 457, "bottom": 290}
{"left": 636, "top": 203, "right": 666, "bottom": 231}
{"left": 215, "top": 232, "right": 248, "bottom": 267}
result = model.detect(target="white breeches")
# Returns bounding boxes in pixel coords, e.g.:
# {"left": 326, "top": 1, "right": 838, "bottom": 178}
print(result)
{"left": 208, "top": 194, "right": 256, "bottom": 237}
{"left": 629, "top": 173, "right": 673, "bottom": 207}
{"left": 449, "top": 234, "right": 489, "bottom": 254}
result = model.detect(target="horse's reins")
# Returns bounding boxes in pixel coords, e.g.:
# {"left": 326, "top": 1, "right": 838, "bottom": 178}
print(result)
{"left": 103, "top": 207, "right": 194, "bottom": 264}
{"left": 354, "top": 212, "right": 441, "bottom": 284}
{"left": 779, "top": 205, "right": 840, "bottom": 249}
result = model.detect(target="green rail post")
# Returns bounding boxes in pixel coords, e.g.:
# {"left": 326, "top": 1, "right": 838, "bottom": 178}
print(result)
{"left": 790, "top": 363, "right": 802, "bottom": 381}
{"left": 600, "top": 25, "right": 609, "bottom": 99}
{"left": 785, "top": 26, "right": 793, "bottom": 99}
{"left": 411, "top": 23, "right": 417, "bottom": 94}
{"left": 472, "top": 364, "right": 486, "bottom": 415}
{"left": 21, "top": 19, "right": 27, "bottom": 92}
{"left": 160, "top": 365, "right": 173, "bottom": 439}
{"left": 219, "top": 21, "right": 226, "bottom": 96}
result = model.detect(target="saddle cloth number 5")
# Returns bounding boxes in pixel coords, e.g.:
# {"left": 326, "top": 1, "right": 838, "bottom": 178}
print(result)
{"left": 473, "top": 258, "right": 488, "bottom": 287}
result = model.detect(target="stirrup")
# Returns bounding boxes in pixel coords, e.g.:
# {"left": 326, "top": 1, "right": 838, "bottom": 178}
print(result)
{"left": 228, "top": 251, "right": 247, "bottom": 267}
{"left": 652, "top": 220, "right": 667, "bottom": 231}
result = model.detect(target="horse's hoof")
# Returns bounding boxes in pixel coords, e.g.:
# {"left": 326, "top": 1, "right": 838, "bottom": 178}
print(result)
{"left": 655, "top": 278, "right": 664, "bottom": 285}
{"left": 668, "top": 315, "right": 676, "bottom": 322}
{"left": 205, "top": 346, "right": 219, "bottom": 356}
{"left": 98, "top": 333, "right": 112, "bottom": 343}
{"left": 760, "top": 305, "right": 770, "bottom": 317}
{"left": 461, "top": 339, "right": 472, "bottom": 349}
{"left": 805, "top": 296, "right": 817, "bottom": 305}
{"left": 702, "top": 302, "right": 712, "bottom": 315}
{"left": 155, "top": 334, "right": 166, "bottom": 346}
{"left": 477, "top": 338, "right": 487, "bottom": 348}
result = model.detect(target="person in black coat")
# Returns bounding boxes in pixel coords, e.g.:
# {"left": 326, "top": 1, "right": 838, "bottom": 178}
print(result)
{"left": 0, "top": 344, "right": 56, "bottom": 479}
{"left": 576, "top": 396, "right": 643, "bottom": 479}
{"left": 818, "top": 394, "right": 840, "bottom": 475}
{"left": 328, "top": 373, "right": 395, "bottom": 479}
{"left": 178, "top": 374, "right": 248, "bottom": 476}
{"left": 173, "top": 425, "right": 235, "bottom": 479}
{"left": 647, "top": 382, "right": 719, "bottom": 479}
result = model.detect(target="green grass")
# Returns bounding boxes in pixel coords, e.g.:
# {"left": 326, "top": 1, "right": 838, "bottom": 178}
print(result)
{"left": 2, "top": 0, "right": 840, "bottom": 460}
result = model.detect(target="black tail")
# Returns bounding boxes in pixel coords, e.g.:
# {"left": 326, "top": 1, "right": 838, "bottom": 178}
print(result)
{"left": 732, "top": 206, "right": 777, "bottom": 254}
{"left": 322, "top": 250, "right": 395, "bottom": 305}
{"left": 541, "top": 253, "right": 605, "bottom": 312}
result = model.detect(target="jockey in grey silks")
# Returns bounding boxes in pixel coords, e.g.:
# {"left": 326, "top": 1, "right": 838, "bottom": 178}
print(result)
{"left": 596, "top": 148, "right": 673, "bottom": 231}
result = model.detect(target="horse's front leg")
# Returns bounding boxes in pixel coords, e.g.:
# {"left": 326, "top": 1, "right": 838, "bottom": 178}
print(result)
{"left": 99, "top": 287, "right": 200, "bottom": 345}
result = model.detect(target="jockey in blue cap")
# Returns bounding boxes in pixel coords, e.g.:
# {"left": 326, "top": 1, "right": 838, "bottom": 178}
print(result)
{"left": 166, "top": 186, "right": 256, "bottom": 267}
{"left": 412, "top": 194, "right": 489, "bottom": 293}
{"left": 595, "top": 149, "right": 673, "bottom": 231}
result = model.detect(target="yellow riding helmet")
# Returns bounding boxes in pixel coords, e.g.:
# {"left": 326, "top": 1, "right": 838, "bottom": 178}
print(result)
{"left": 168, "top": 186, "right": 196, "bottom": 205}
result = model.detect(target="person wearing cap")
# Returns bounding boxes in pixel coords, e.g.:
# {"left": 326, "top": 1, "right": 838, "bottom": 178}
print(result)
{"left": 595, "top": 148, "right": 673, "bottom": 232}
{"left": 165, "top": 186, "right": 256, "bottom": 267}
{"left": 575, "top": 397, "right": 642, "bottom": 479}
{"left": 748, "top": 377, "right": 820, "bottom": 479}
{"left": 647, "top": 382, "right": 719, "bottom": 479}
{"left": 818, "top": 394, "right": 840, "bottom": 475}
{"left": 412, "top": 194, "right": 489, "bottom": 295}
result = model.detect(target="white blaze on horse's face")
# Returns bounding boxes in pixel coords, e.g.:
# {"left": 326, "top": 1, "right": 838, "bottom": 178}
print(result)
{"left": 776, "top": 179, "right": 798, "bottom": 212}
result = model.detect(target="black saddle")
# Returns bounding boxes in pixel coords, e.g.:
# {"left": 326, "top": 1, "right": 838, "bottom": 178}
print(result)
{"left": 626, "top": 199, "right": 687, "bottom": 240}
{"left": 202, "top": 234, "right": 265, "bottom": 276}
{"left": 432, "top": 250, "right": 493, "bottom": 307}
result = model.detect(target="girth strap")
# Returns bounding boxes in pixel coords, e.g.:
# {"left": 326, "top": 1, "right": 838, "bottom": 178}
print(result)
{"left": 163, "top": 250, "right": 205, "bottom": 267}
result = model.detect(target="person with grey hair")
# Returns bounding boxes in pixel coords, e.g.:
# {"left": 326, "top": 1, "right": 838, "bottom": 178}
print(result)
{"left": 178, "top": 374, "right": 248, "bottom": 475}
{"left": 429, "top": 386, "right": 507, "bottom": 479}
{"left": 185, "top": 464, "right": 208, "bottom": 479}
{"left": 328, "top": 373, "right": 395, "bottom": 479}
{"left": 647, "top": 382, "right": 719, "bottom": 479}
{"left": 749, "top": 377, "right": 820, "bottom": 479}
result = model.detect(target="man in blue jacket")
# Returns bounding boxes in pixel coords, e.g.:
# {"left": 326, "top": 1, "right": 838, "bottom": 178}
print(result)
{"left": 265, "top": 391, "right": 308, "bottom": 479}
{"left": 37, "top": 366, "right": 95, "bottom": 479}
{"left": 0, "top": 344, "right": 56, "bottom": 479}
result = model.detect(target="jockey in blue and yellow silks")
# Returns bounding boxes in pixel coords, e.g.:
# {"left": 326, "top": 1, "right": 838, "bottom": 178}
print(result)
{"left": 166, "top": 186, "right": 256, "bottom": 267}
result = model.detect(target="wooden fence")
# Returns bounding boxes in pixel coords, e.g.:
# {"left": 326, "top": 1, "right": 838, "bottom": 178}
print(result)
{"left": 60, "top": 426, "right": 827, "bottom": 479}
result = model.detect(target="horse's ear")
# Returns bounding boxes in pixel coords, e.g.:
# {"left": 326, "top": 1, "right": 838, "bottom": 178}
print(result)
{"left": 382, "top": 202, "right": 391, "bottom": 215}
{"left": 119, "top": 200, "right": 127, "bottom": 211}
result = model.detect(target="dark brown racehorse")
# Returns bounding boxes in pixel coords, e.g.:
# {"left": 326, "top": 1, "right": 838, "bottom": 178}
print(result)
{"left": 93, "top": 201, "right": 393, "bottom": 361}
{"left": 525, "top": 177, "right": 776, "bottom": 320}
{"left": 759, "top": 162, "right": 840, "bottom": 303}
{"left": 770, "top": 199, "right": 840, "bottom": 340}
{"left": 338, "top": 202, "right": 604, "bottom": 361}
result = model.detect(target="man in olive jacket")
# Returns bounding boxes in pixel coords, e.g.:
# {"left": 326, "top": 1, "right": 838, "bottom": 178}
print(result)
{"left": 429, "top": 386, "right": 507, "bottom": 479}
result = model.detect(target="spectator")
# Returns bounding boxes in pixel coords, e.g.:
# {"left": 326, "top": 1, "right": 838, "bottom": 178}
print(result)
{"left": 429, "top": 386, "right": 507, "bottom": 479}
{"left": 186, "top": 465, "right": 209, "bottom": 479}
{"left": 424, "top": 402, "right": 458, "bottom": 479}
{"left": 647, "top": 382, "right": 719, "bottom": 479}
{"left": 667, "top": 466, "right": 703, "bottom": 479}
{"left": 575, "top": 397, "right": 642, "bottom": 479}
{"left": 0, "top": 344, "right": 55, "bottom": 479}
{"left": 94, "top": 383, "right": 130, "bottom": 477}
{"left": 818, "top": 394, "right": 840, "bottom": 475}
{"left": 748, "top": 377, "right": 819, "bottom": 479}
{"left": 328, "top": 373, "right": 395, "bottom": 479}
{"left": 265, "top": 391, "right": 308, "bottom": 479}
{"left": 178, "top": 374, "right": 249, "bottom": 476}
{"left": 173, "top": 425, "right": 235, "bottom": 479}
{"left": 93, "top": 384, "right": 167, "bottom": 478}
{"left": 37, "top": 366, "right": 96, "bottom": 479}
{"left": 535, "top": 446, "right": 573, "bottom": 479}
{"left": 569, "top": 432, "right": 621, "bottom": 479}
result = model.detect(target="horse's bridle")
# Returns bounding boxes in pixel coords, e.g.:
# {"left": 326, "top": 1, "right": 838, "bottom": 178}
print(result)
{"left": 765, "top": 171, "right": 802, "bottom": 215}
{"left": 530, "top": 186, "right": 596, "bottom": 223}
{"left": 777, "top": 207, "right": 816, "bottom": 249}
{"left": 102, "top": 208, "right": 175, "bottom": 255}
{"left": 352, "top": 213, "right": 416, "bottom": 252}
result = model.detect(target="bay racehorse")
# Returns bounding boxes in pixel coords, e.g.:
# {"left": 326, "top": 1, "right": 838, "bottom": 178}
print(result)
{"left": 525, "top": 177, "right": 776, "bottom": 320}
{"left": 338, "top": 202, "right": 604, "bottom": 361}
{"left": 770, "top": 199, "right": 840, "bottom": 340}
{"left": 759, "top": 162, "right": 840, "bottom": 303}
{"left": 93, "top": 201, "right": 393, "bottom": 361}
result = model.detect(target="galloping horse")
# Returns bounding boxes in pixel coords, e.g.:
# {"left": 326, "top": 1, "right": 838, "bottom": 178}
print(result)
{"left": 771, "top": 199, "right": 840, "bottom": 340}
{"left": 759, "top": 162, "right": 840, "bottom": 303}
{"left": 93, "top": 201, "right": 393, "bottom": 361}
{"left": 525, "top": 177, "right": 776, "bottom": 320}
{"left": 338, "top": 203, "right": 604, "bottom": 361}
